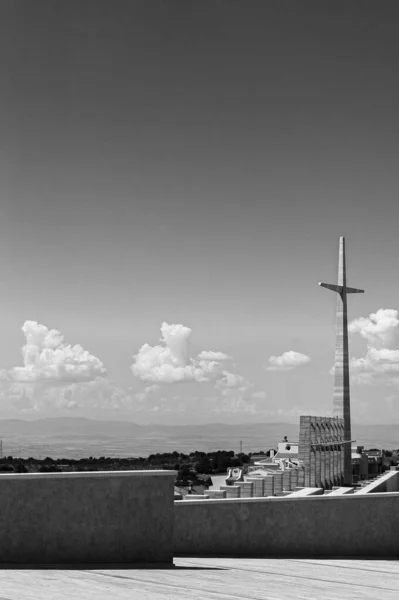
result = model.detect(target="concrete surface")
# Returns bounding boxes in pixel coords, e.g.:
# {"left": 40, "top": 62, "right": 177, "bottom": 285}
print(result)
{"left": 174, "top": 492, "right": 399, "bottom": 557}
{"left": 355, "top": 470, "right": 399, "bottom": 494}
{"left": 0, "top": 470, "right": 176, "bottom": 564}
{"left": 0, "top": 556, "right": 399, "bottom": 599}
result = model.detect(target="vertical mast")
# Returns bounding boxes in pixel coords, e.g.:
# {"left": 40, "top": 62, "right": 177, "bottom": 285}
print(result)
{"left": 319, "top": 237, "right": 364, "bottom": 485}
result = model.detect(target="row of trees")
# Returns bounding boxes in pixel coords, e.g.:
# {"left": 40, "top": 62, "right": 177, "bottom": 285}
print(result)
{"left": 0, "top": 449, "right": 255, "bottom": 477}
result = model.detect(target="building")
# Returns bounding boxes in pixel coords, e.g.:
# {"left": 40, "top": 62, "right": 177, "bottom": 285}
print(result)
{"left": 352, "top": 446, "right": 384, "bottom": 483}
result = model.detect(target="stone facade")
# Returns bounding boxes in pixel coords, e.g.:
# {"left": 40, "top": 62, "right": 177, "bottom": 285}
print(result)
{"left": 299, "top": 415, "right": 345, "bottom": 489}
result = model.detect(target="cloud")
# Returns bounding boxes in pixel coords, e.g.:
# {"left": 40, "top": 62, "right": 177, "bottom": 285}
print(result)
{"left": 350, "top": 347, "right": 399, "bottom": 385}
{"left": 131, "top": 322, "right": 243, "bottom": 388}
{"left": 0, "top": 378, "right": 139, "bottom": 414}
{"left": 0, "top": 320, "right": 141, "bottom": 413}
{"left": 215, "top": 371, "right": 245, "bottom": 389}
{"left": 197, "top": 350, "right": 231, "bottom": 361}
{"left": 347, "top": 309, "right": 399, "bottom": 387}
{"left": 134, "top": 384, "right": 161, "bottom": 403}
{"left": 266, "top": 351, "right": 311, "bottom": 372}
{"left": 2, "top": 321, "right": 107, "bottom": 384}
{"left": 349, "top": 309, "right": 399, "bottom": 348}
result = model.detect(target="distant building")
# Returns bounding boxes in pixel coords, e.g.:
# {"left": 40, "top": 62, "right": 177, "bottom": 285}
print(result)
{"left": 352, "top": 446, "right": 383, "bottom": 482}
{"left": 248, "top": 438, "right": 300, "bottom": 474}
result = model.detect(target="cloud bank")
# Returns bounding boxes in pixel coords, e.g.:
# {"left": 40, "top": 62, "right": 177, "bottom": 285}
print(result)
{"left": 0, "top": 319, "right": 261, "bottom": 419}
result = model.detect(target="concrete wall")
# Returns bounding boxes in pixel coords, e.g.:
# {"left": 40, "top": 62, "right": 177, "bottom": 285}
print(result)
{"left": 0, "top": 470, "right": 176, "bottom": 565}
{"left": 355, "top": 470, "right": 399, "bottom": 494}
{"left": 174, "top": 493, "right": 399, "bottom": 557}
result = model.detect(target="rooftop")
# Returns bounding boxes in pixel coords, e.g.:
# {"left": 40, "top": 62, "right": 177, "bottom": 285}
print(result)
{"left": 1, "top": 556, "right": 398, "bottom": 599}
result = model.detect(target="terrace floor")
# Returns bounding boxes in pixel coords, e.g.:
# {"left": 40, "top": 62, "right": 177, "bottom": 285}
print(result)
{"left": 1, "top": 556, "right": 399, "bottom": 599}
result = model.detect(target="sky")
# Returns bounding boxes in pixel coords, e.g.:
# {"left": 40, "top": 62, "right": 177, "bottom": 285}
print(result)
{"left": 1, "top": 1, "right": 399, "bottom": 424}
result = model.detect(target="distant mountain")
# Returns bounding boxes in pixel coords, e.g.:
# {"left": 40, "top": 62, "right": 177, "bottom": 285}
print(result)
{"left": 0, "top": 417, "right": 143, "bottom": 437}
{"left": 0, "top": 417, "right": 397, "bottom": 459}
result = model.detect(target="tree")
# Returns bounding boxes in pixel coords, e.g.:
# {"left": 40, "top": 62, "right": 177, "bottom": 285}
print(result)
{"left": 15, "top": 463, "right": 28, "bottom": 473}
{"left": 0, "top": 464, "right": 15, "bottom": 472}
{"left": 178, "top": 464, "right": 192, "bottom": 478}
{"left": 195, "top": 458, "right": 212, "bottom": 474}
{"left": 38, "top": 465, "right": 62, "bottom": 473}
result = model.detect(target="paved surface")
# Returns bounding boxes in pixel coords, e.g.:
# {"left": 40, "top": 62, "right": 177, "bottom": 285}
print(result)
{"left": 0, "top": 556, "right": 399, "bottom": 599}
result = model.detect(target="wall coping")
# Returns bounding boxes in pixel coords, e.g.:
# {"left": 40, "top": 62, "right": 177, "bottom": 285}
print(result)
{"left": 174, "top": 490, "right": 399, "bottom": 506}
{"left": 0, "top": 470, "right": 177, "bottom": 481}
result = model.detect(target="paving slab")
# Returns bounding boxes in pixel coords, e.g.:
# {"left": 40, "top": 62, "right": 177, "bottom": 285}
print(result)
{"left": 0, "top": 556, "right": 399, "bottom": 599}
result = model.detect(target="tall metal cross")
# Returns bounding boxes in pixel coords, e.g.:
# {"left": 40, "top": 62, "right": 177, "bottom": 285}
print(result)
{"left": 319, "top": 236, "right": 364, "bottom": 485}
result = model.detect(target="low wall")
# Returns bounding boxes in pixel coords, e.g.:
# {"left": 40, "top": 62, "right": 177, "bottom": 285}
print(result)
{"left": 355, "top": 470, "right": 399, "bottom": 494}
{"left": 0, "top": 470, "right": 176, "bottom": 565}
{"left": 174, "top": 493, "right": 399, "bottom": 557}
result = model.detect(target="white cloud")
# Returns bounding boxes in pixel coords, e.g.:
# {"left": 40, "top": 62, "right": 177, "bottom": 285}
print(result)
{"left": 214, "top": 370, "right": 254, "bottom": 397}
{"left": 0, "top": 321, "right": 142, "bottom": 414}
{"left": 348, "top": 309, "right": 399, "bottom": 387}
{"left": 2, "top": 321, "right": 106, "bottom": 384}
{"left": 131, "top": 322, "right": 243, "bottom": 388}
{"left": 349, "top": 309, "right": 399, "bottom": 348}
{"left": 350, "top": 347, "right": 399, "bottom": 385}
{"left": 197, "top": 351, "right": 231, "bottom": 361}
{"left": 266, "top": 351, "right": 311, "bottom": 371}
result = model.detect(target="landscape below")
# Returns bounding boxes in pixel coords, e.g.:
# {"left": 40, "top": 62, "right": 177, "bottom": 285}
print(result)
{"left": 0, "top": 417, "right": 399, "bottom": 459}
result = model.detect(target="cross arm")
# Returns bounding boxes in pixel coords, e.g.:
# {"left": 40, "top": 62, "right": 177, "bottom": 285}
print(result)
{"left": 345, "top": 287, "right": 364, "bottom": 294}
{"left": 318, "top": 282, "right": 342, "bottom": 293}
{"left": 318, "top": 283, "right": 364, "bottom": 294}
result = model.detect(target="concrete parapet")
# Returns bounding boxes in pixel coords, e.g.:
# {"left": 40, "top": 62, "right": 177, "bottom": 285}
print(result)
{"left": 0, "top": 470, "right": 176, "bottom": 565}
{"left": 174, "top": 492, "right": 399, "bottom": 557}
